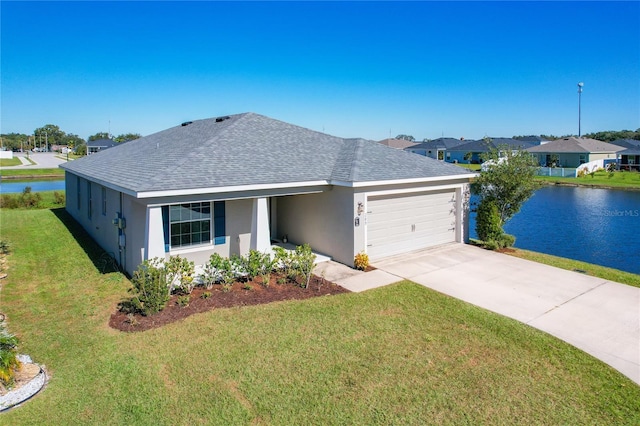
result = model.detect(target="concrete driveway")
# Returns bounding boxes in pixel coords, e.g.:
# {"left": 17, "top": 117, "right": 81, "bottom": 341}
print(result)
{"left": 2, "top": 152, "right": 67, "bottom": 169}
{"left": 350, "top": 243, "right": 639, "bottom": 385}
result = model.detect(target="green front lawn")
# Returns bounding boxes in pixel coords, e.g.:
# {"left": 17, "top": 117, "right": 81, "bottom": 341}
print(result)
{"left": 0, "top": 209, "right": 638, "bottom": 424}
{"left": 0, "top": 157, "right": 22, "bottom": 167}
{"left": 536, "top": 170, "right": 640, "bottom": 189}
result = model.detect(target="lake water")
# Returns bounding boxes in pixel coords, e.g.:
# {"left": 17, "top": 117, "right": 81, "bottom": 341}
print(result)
{"left": 0, "top": 179, "right": 65, "bottom": 194}
{"left": 470, "top": 186, "right": 640, "bottom": 275}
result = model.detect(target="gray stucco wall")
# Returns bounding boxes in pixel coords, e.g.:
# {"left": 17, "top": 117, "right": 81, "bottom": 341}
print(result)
{"left": 276, "top": 187, "right": 355, "bottom": 266}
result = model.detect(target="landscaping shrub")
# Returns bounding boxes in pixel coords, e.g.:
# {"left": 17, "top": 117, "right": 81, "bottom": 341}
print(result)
{"left": 0, "top": 239, "right": 10, "bottom": 255}
{"left": 0, "top": 322, "right": 21, "bottom": 387}
{"left": 53, "top": 191, "right": 65, "bottom": 205}
{"left": 295, "top": 244, "right": 317, "bottom": 288}
{"left": 354, "top": 252, "right": 369, "bottom": 271}
{"left": 165, "top": 255, "right": 195, "bottom": 294}
{"left": 476, "top": 199, "right": 503, "bottom": 243}
{"left": 0, "top": 187, "right": 42, "bottom": 209}
{"left": 130, "top": 258, "right": 170, "bottom": 316}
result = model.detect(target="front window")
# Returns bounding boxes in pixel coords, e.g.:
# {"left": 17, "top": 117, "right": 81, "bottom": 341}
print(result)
{"left": 579, "top": 154, "right": 587, "bottom": 164}
{"left": 169, "top": 202, "right": 211, "bottom": 248}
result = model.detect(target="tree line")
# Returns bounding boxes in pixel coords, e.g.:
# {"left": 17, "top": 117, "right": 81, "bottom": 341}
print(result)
{"left": 0, "top": 124, "right": 141, "bottom": 152}
{"left": 512, "top": 129, "right": 640, "bottom": 142}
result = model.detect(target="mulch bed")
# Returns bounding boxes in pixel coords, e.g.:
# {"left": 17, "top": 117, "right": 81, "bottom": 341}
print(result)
{"left": 109, "top": 274, "right": 350, "bottom": 332}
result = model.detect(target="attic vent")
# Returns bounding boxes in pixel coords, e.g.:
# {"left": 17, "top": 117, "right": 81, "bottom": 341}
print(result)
{"left": 181, "top": 121, "right": 193, "bottom": 127}
{"left": 215, "top": 116, "right": 230, "bottom": 123}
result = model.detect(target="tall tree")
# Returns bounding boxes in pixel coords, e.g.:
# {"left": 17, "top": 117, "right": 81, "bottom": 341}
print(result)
{"left": 34, "top": 124, "right": 65, "bottom": 148}
{"left": 473, "top": 145, "right": 539, "bottom": 248}
{"left": 88, "top": 132, "right": 111, "bottom": 142}
{"left": 114, "top": 133, "right": 141, "bottom": 143}
{"left": 395, "top": 134, "right": 415, "bottom": 141}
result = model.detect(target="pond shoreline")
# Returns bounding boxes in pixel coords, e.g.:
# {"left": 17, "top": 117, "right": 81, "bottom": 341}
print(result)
{"left": 537, "top": 180, "right": 640, "bottom": 191}
{"left": 0, "top": 174, "right": 63, "bottom": 180}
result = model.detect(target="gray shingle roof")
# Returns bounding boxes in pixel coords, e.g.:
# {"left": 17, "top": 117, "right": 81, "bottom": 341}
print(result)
{"left": 61, "top": 113, "right": 472, "bottom": 195}
{"left": 610, "top": 139, "right": 640, "bottom": 149}
{"left": 407, "top": 138, "right": 468, "bottom": 150}
{"left": 526, "top": 137, "right": 624, "bottom": 154}
{"left": 87, "top": 138, "right": 118, "bottom": 148}
{"left": 447, "top": 138, "right": 533, "bottom": 152}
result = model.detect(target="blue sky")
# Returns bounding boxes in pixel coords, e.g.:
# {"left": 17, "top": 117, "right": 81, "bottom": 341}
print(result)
{"left": 2, "top": 1, "right": 639, "bottom": 141}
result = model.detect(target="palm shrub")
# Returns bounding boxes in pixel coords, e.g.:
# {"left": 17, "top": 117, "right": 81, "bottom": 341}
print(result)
{"left": 0, "top": 323, "right": 21, "bottom": 387}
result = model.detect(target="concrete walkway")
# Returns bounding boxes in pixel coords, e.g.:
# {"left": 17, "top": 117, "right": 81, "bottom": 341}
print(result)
{"left": 317, "top": 243, "right": 640, "bottom": 385}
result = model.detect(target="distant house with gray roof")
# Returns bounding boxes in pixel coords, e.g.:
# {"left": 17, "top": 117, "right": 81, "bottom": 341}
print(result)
{"left": 60, "top": 112, "right": 475, "bottom": 275}
{"left": 86, "top": 138, "right": 119, "bottom": 155}
{"left": 526, "top": 137, "right": 623, "bottom": 167}
{"left": 446, "top": 138, "right": 534, "bottom": 164}
{"left": 405, "top": 138, "right": 468, "bottom": 161}
{"left": 377, "top": 138, "right": 418, "bottom": 150}
{"left": 610, "top": 139, "right": 640, "bottom": 171}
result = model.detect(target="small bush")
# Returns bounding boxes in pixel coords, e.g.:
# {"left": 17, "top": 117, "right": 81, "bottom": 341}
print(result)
{"left": 354, "top": 252, "right": 369, "bottom": 271}
{"left": 176, "top": 295, "right": 190, "bottom": 307}
{"left": 295, "top": 244, "right": 317, "bottom": 288}
{"left": 0, "top": 323, "right": 21, "bottom": 387}
{"left": 130, "top": 258, "right": 170, "bottom": 316}
{"left": 165, "top": 255, "right": 195, "bottom": 294}
{"left": 0, "top": 240, "right": 10, "bottom": 255}
{"left": 200, "top": 291, "right": 212, "bottom": 299}
{"left": 53, "top": 191, "right": 65, "bottom": 205}
{"left": 499, "top": 233, "right": 516, "bottom": 248}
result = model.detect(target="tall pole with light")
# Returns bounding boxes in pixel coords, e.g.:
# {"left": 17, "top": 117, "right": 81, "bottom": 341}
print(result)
{"left": 577, "top": 82, "right": 584, "bottom": 137}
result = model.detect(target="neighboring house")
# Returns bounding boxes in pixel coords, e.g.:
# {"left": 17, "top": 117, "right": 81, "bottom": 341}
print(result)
{"left": 610, "top": 139, "right": 640, "bottom": 171}
{"left": 512, "top": 136, "right": 550, "bottom": 146}
{"left": 87, "top": 138, "right": 119, "bottom": 155}
{"left": 378, "top": 138, "right": 418, "bottom": 150}
{"left": 447, "top": 138, "right": 534, "bottom": 164}
{"left": 405, "top": 138, "right": 468, "bottom": 161}
{"left": 60, "top": 113, "right": 475, "bottom": 276}
{"left": 526, "top": 137, "right": 623, "bottom": 168}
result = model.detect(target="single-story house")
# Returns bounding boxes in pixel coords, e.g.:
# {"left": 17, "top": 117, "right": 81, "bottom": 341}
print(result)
{"left": 405, "top": 138, "right": 468, "bottom": 161}
{"left": 446, "top": 138, "right": 534, "bottom": 164}
{"left": 377, "top": 138, "right": 418, "bottom": 150}
{"left": 60, "top": 113, "right": 475, "bottom": 276}
{"left": 512, "top": 136, "right": 550, "bottom": 146}
{"left": 87, "top": 138, "right": 119, "bottom": 155}
{"left": 610, "top": 139, "right": 640, "bottom": 171}
{"left": 526, "top": 137, "right": 623, "bottom": 168}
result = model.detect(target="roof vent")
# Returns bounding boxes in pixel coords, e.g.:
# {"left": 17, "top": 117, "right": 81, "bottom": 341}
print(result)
{"left": 215, "top": 116, "right": 230, "bottom": 123}
{"left": 181, "top": 121, "right": 193, "bottom": 127}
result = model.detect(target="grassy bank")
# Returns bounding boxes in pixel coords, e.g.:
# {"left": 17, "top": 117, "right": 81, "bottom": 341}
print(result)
{"left": 0, "top": 168, "right": 64, "bottom": 178}
{"left": 535, "top": 170, "right": 640, "bottom": 190}
{"left": 502, "top": 247, "right": 640, "bottom": 288}
{"left": 0, "top": 208, "right": 638, "bottom": 424}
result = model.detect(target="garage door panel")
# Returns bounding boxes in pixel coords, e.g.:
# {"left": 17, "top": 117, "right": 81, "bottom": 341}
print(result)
{"left": 367, "top": 189, "right": 457, "bottom": 260}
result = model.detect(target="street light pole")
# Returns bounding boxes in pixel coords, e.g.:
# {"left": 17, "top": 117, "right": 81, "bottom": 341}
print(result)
{"left": 577, "top": 82, "right": 584, "bottom": 137}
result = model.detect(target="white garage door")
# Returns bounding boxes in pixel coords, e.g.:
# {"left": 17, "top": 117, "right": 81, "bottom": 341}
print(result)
{"left": 367, "top": 189, "right": 457, "bottom": 260}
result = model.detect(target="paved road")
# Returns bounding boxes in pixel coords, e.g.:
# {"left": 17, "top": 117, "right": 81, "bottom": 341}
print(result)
{"left": 1, "top": 152, "right": 68, "bottom": 170}
{"left": 371, "top": 244, "right": 640, "bottom": 385}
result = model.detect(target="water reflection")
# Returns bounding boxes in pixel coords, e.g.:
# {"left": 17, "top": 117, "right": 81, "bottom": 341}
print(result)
{"left": 471, "top": 186, "right": 640, "bottom": 274}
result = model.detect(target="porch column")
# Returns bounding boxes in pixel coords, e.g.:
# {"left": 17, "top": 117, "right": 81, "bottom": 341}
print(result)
{"left": 145, "top": 206, "right": 166, "bottom": 261}
{"left": 250, "top": 197, "right": 271, "bottom": 253}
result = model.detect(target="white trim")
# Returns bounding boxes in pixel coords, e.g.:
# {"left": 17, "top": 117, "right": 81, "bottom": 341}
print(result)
{"left": 331, "top": 173, "right": 476, "bottom": 188}
{"left": 144, "top": 189, "right": 325, "bottom": 208}
{"left": 363, "top": 182, "right": 466, "bottom": 198}
{"left": 135, "top": 180, "right": 329, "bottom": 199}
